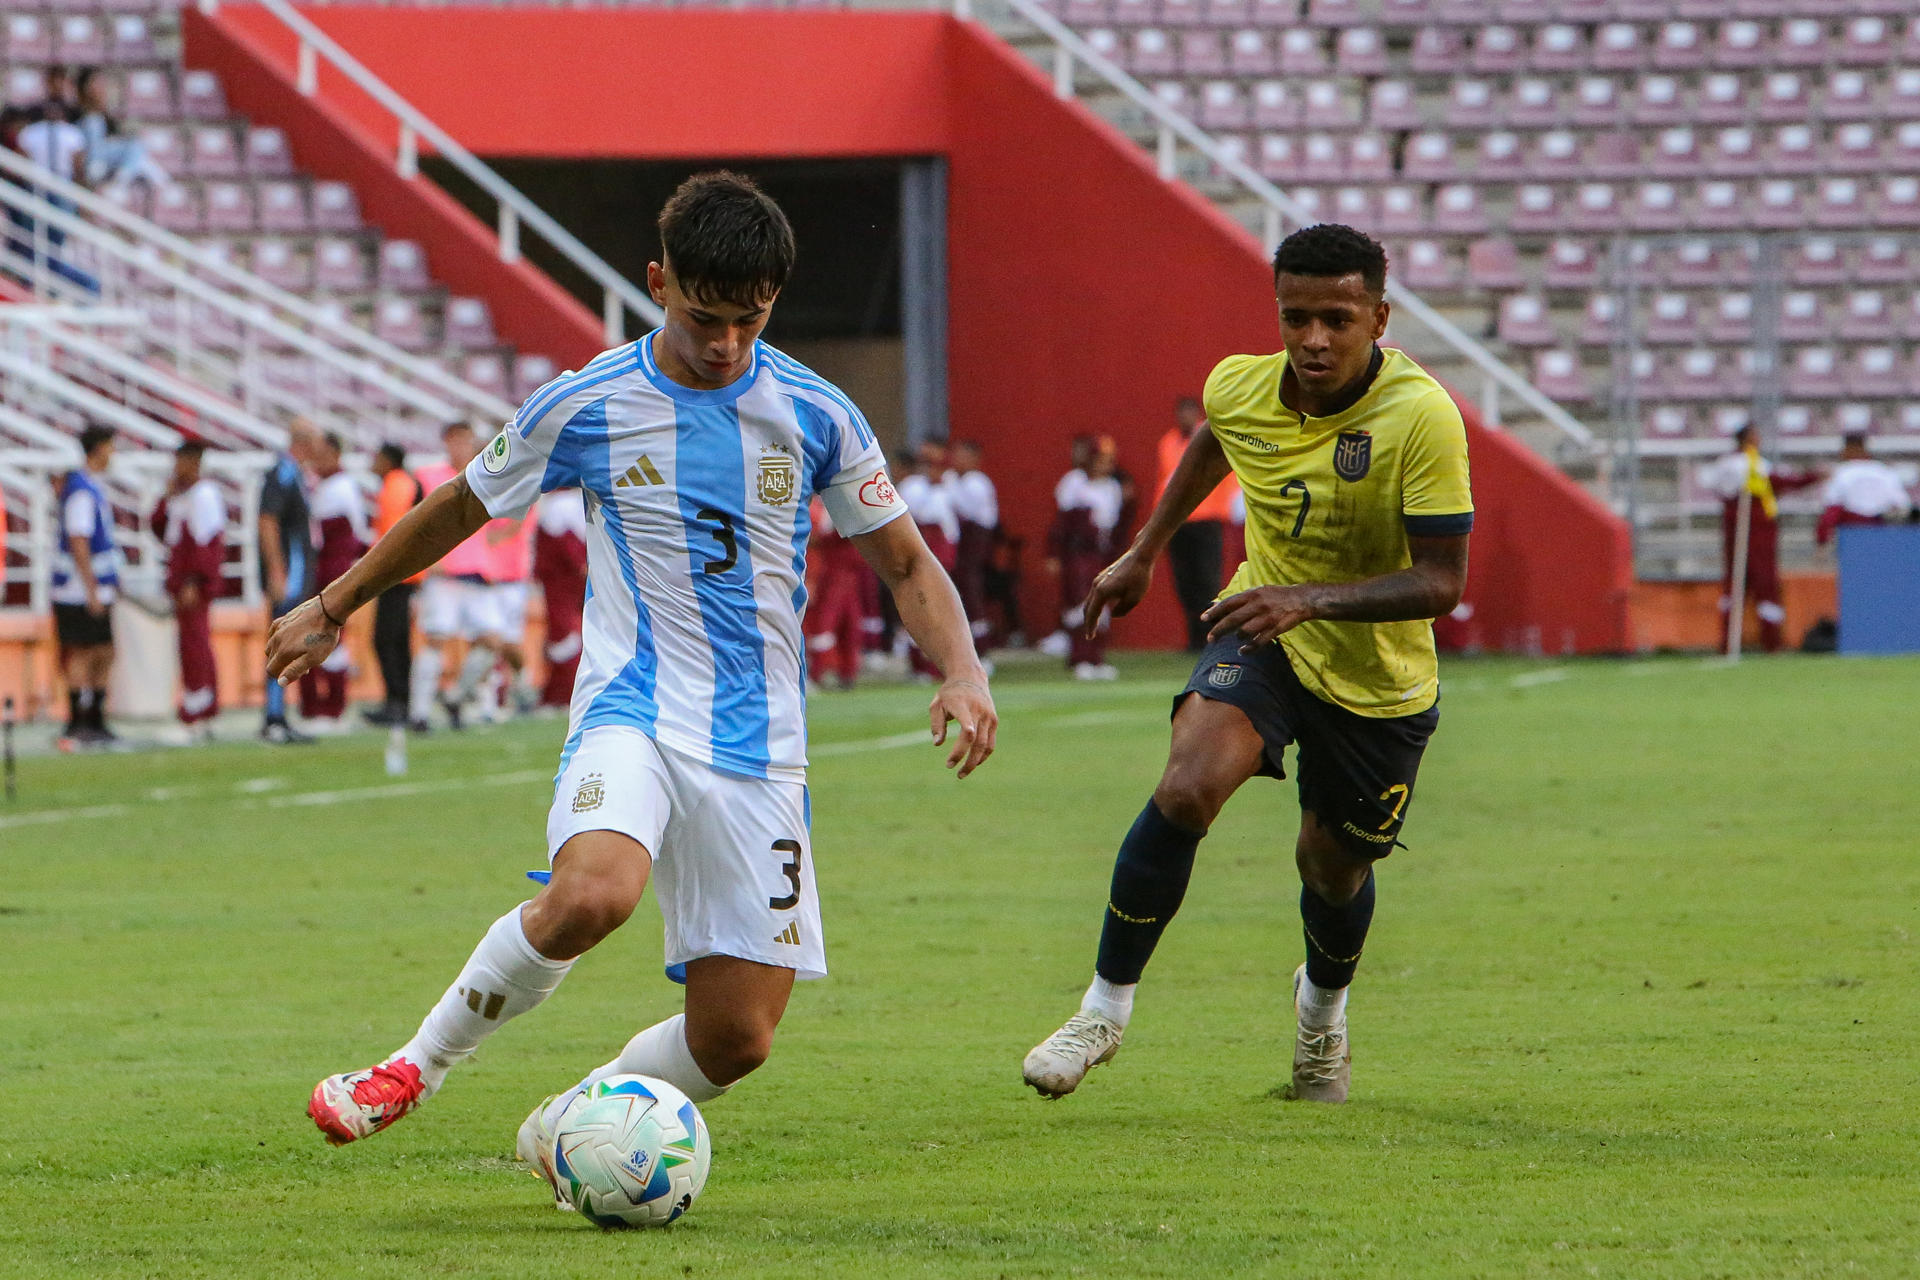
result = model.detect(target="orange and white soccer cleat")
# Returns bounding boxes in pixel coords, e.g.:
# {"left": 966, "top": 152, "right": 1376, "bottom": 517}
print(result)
{"left": 307, "top": 1058, "right": 428, "bottom": 1145}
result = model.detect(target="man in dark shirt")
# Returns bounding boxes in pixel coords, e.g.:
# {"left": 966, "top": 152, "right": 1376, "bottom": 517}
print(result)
{"left": 258, "top": 419, "right": 319, "bottom": 743}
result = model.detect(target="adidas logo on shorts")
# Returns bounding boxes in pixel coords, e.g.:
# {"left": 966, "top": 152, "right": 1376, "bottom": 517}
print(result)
{"left": 772, "top": 921, "right": 801, "bottom": 946}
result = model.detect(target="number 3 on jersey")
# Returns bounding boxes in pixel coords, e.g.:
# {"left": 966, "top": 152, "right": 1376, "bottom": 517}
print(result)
{"left": 696, "top": 508, "right": 738, "bottom": 575}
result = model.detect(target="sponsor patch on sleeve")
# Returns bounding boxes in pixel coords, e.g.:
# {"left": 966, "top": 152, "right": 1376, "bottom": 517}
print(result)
{"left": 481, "top": 431, "right": 511, "bottom": 475}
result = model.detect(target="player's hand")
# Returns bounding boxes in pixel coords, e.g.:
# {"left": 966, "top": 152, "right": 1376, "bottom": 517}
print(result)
{"left": 265, "top": 597, "right": 340, "bottom": 686}
{"left": 929, "top": 674, "right": 998, "bottom": 779}
{"left": 1081, "top": 551, "right": 1152, "bottom": 638}
{"left": 85, "top": 594, "right": 106, "bottom": 619}
{"left": 1202, "top": 585, "right": 1319, "bottom": 652}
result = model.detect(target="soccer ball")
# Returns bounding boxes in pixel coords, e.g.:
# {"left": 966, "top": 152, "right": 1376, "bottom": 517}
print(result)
{"left": 548, "top": 1074, "right": 711, "bottom": 1227}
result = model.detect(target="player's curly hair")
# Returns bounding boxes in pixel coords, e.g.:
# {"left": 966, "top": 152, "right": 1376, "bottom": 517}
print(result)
{"left": 1271, "top": 224, "right": 1389, "bottom": 298}
{"left": 658, "top": 171, "right": 796, "bottom": 308}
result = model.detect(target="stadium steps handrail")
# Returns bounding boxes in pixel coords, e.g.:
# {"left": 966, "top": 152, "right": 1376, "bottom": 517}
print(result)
{"left": 961, "top": 0, "right": 1598, "bottom": 453}
{"left": 0, "top": 170, "right": 473, "bottom": 449}
{"left": 209, "top": 0, "right": 666, "bottom": 345}
{"left": 0, "top": 147, "right": 511, "bottom": 433}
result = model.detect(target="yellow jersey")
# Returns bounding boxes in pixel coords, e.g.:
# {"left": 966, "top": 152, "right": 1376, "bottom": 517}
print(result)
{"left": 1204, "top": 346, "right": 1473, "bottom": 718}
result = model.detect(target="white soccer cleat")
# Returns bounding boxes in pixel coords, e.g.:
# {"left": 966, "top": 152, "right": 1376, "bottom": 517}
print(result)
{"left": 1022, "top": 1010, "right": 1124, "bottom": 1099}
{"left": 1289, "top": 964, "right": 1351, "bottom": 1103}
{"left": 514, "top": 1093, "right": 576, "bottom": 1210}
{"left": 307, "top": 1058, "right": 428, "bottom": 1145}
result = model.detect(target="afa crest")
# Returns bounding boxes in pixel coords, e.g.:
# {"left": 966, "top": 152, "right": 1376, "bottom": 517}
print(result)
{"left": 756, "top": 444, "right": 797, "bottom": 506}
{"left": 1332, "top": 430, "right": 1372, "bottom": 482}
{"left": 571, "top": 772, "right": 605, "bottom": 814}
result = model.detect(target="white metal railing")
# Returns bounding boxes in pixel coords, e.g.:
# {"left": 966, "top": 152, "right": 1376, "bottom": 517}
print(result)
{"left": 205, "top": 0, "right": 665, "bottom": 345}
{"left": 967, "top": 0, "right": 1599, "bottom": 451}
{"left": 0, "top": 147, "right": 512, "bottom": 447}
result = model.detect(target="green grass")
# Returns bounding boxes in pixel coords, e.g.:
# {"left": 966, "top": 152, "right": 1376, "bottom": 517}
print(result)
{"left": 3, "top": 653, "right": 1917, "bottom": 1278}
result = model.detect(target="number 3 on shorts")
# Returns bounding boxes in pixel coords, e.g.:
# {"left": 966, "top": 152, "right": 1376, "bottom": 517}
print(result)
{"left": 768, "top": 838, "right": 803, "bottom": 910}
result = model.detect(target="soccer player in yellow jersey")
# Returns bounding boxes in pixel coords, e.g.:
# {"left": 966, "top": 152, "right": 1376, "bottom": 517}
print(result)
{"left": 1023, "top": 225, "right": 1472, "bottom": 1104}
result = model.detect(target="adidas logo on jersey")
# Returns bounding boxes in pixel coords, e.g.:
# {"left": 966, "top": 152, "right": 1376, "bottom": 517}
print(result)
{"left": 613, "top": 455, "right": 666, "bottom": 488}
{"left": 772, "top": 921, "right": 801, "bottom": 946}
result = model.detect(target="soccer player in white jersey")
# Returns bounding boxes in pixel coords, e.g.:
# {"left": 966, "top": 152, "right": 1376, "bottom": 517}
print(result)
{"left": 266, "top": 173, "right": 998, "bottom": 1190}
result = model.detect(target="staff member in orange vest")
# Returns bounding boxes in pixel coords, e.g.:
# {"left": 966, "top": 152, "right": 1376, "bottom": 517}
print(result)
{"left": 364, "top": 443, "right": 423, "bottom": 727}
{"left": 1159, "top": 396, "right": 1241, "bottom": 652}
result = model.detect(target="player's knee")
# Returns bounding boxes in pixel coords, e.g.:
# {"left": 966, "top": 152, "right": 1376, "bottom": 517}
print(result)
{"left": 1295, "top": 838, "right": 1370, "bottom": 905}
{"left": 690, "top": 1015, "right": 777, "bottom": 1086}
{"left": 1151, "top": 769, "right": 1228, "bottom": 833}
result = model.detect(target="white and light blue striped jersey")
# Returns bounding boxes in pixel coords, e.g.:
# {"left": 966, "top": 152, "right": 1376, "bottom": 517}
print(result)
{"left": 464, "top": 334, "right": 908, "bottom": 782}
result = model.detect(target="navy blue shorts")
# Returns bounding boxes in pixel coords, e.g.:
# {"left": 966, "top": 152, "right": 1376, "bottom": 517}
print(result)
{"left": 1175, "top": 635, "right": 1439, "bottom": 859}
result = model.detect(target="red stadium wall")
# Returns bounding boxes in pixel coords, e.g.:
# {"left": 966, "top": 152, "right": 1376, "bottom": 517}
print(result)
{"left": 196, "top": 5, "right": 1632, "bottom": 653}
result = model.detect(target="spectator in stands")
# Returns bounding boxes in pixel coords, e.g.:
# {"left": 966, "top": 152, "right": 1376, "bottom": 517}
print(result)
{"left": 75, "top": 68, "right": 169, "bottom": 196}
{"left": 943, "top": 439, "right": 1000, "bottom": 649}
{"left": 532, "top": 489, "right": 588, "bottom": 708}
{"left": 0, "top": 106, "right": 26, "bottom": 154}
{"left": 1816, "top": 434, "right": 1913, "bottom": 545}
{"left": 301, "top": 431, "right": 368, "bottom": 733}
{"left": 1158, "top": 395, "right": 1239, "bottom": 652}
{"left": 363, "top": 443, "right": 422, "bottom": 727}
{"left": 1048, "top": 435, "right": 1125, "bottom": 681}
{"left": 150, "top": 440, "right": 225, "bottom": 741}
{"left": 14, "top": 96, "right": 97, "bottom": 294}
{"left": 1699, "top": 425, "right": 1818, "bottom": 654}
{"left": 51, "top": 423, "right": 121, "bottom": 747}
{"left": 28, "top": 67, "right": 75, "bottom": 125}
{"left": 258, "top": 417, "right": 320, "bottom": 743}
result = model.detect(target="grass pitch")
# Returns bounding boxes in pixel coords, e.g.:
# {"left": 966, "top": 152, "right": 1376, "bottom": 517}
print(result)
{"left": 2, "top": 653, "right": 1916, "bottom": 1278}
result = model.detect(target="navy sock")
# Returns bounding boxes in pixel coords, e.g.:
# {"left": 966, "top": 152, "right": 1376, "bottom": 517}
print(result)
{"left": 87, "top": 688, "right": 108, "bottom": 731}
{"left": 1301, "top": 871, "right": 1375, "bottom": 990}
{"left": 65, "top": 690, "right": 82, "bottom": 734}
{"left": 1094, "top": 801, "right": 1205, "bottom": 985}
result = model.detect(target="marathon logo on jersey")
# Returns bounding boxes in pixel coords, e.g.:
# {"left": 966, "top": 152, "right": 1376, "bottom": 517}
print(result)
{"left": 1332, "top": 430, "right": 1372, "bottom": 482}
{"left": 756, "top": 444, "right": 797, "bottom": 506}
{"left": 1207, "top": 663, "right": 1243, "bottom": 688}
{"left": 858, "top": 470, "right": 898, "bottom": 509}
{"left": 571, "top": 772, "right": 605, "bottom": 814}
{"left": 481, "top": 431, "right": 511, "bottom": 475}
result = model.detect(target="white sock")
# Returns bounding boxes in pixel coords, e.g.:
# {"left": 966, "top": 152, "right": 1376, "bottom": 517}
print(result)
{"left": 547, "top": 1014, "right": 729, "bottom": 1125}
{"left": 1298, "top": 972, "right": 1348, "bottom": 1029}
{"left": 1080, "top": 975, "right": 1136, "bottom": 1028}
{"left": 454, "top": 645, "right": 497, "bottom": 704}
{"left": 408, "top": 646, "right": 444, "bottom": 724}
{"left": 396, "top": 904, "right": 572, "bottom": 1096}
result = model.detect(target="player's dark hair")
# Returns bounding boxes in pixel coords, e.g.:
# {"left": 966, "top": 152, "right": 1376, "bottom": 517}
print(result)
{"left": 376, "top": 443, "right": 407, "bottom": 468}
{"left": 1272, "top": 224, "right": 1389, "bottom": 298}
{"left": 79, "top": 423, "right": 115, "bottom": 456}
{"left": 658, "top": 171, "right": 795, "bottom": 308}
{"left": 175, "top": 440, "right": 204, "bottom": 461}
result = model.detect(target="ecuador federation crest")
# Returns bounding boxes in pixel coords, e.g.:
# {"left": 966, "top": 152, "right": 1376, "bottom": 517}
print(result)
{"left": 756, "top": 444, "right": 797, "bottom": 506}
{"left": 1332, "top": 430, "right": 1372, "bottom": 482}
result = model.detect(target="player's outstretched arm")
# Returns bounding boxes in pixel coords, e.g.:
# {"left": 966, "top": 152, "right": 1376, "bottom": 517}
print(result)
{"left": 850, "top": 515, "right": 998, "bottom": 779}
{"left": 1202, "top": 532, "right": 1469, "bottom": 653}
{"left": 1082, "top": 426, "right": 1233, "bottom": 637}
{"left": 265, "top": 475, "right": 492, "bottom": 686}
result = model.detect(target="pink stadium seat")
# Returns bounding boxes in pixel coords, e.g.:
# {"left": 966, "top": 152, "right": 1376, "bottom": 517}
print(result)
{"left": 313, "top": 237, "right": 369, "bottom": 292}
{"left": 1436, "top": 0, "right": 1492, "bottom": 22}
{"left": 1570, "top": 76, "right": 1621, "bottom": 127}
{"left": 1815, "top": 178, "right": 1871, "bottom": 229}
{"left": 458, "top": 352, "right": 509, "bottom": 399}
{"left": 1787, "top": 346, "right": 1844, "bottom": 398}
{"left": 1567, "top": 183, "right": 1623, "bottom": 233}
{"left": 1475, "top": 130, "right": 1525, "bottom": 180}
{"left": 1890, "top": 122, "right": 1920, "bottom": 173}
{"left": 1752, "top": 179, "right": 1805, "bottom": 230}
{"left": 248, "top": 238, "right": 311, "bottom": 292}
{"left": 1083, "top": 29, "right": 1121, "bottom": 62}
{"left": 1768, "top": 124, "right": 1818, "bottom": 176}
{"left": 1849, "top": 346, "right": 1904, "bottom": 398}
{"left": 1649, "top": 126, "right": 1700, "bottom": 176}
{"left": 1788, "top": 238, "right": 1848, "bottom": 286}
{"left": 1902, "top": 15, "right": 1920, "bottom": 61}
{"left": 1902, "top": 291, "right": 1920, "bottom": 340}
{"left": 1506, "top": 76, "right": 1559, "bottom": 127}
{"left": 202, "top": 181, "right": 254, "bottom": 233}
{"left": 1588, "top": 131, "right": 1641, "bottom": 179}
{"left": 1880, "top": 175, "right": 1920, "bottom": 226}
{"left": 312, "top": 181, "right": 362, "bottom": 232}
{"left": 256, "top": 181, "right": 311, "bottom": 234}
{"left": 1179, "top": 30, "right": 1226, "bottom": 75}
{"left": 1472, "top": 24, "right": 1525, "bottom": 74}
{"left": 1497, "top": 294, "right": 1555, "bottom": 346}
{"left": 1210, "top": 134, "right": 1250, "bottom": 179}
{"left": 1111, "top": 0, "right": 1154, "bottom": 26}
{"left": 136, "top": 125, "right": 184, "bottom": 176}
{"left": 1777, "top": 290, "right": 1826, "bottom": 342}
{"left": 6, "top": 67, "right": 46, "bottom": 109}
{"left": 1647, "top": 406, "right": 1693, "bottom": 439}
{"left": 1250, "top": 80, "right": 1298, "bottom": 128}
{"left": 1630, "top": 74, "right": 1688, "bottom": 125}
{"left": 1345, "top": 132, "right": 1391, "bottom": 182}
{"left": 1773, "top": 18, "right": 1827, "bottom": 68}
{"left": 1150, "top": 80, "right": 1192, "bottom": 117}
{"left": 1831, "top": 123, "right": 1885, "bottom": 173}
{"left": 1542, "top": 238, "right": 1599, "bottom": 290}
{"left": 514, "top": 352, "right": 559, "bottom": 402}
{"left": 1301, "top": 133, "right": 1343, "bottom": 182}
{"left": 1063, "top": 0, "right": 1109, "bottom": 24}
{"left": 1712, "top": 19, "right": 1767, "bottom": 69}
{"left": 1645, "top": 292, "right": 1698, "bottom": 345}
{"left": 149, "top": 185, "right": 203, "bottom": 234}
{"left": 1305, "top": 0, "right": 1358, "bottom": 25}
{"left": 1825, "top": 70, "right": 1878, "bottom": 122}
{"left": 1839, "top": 290, "right": 1895, "bottom": 341}
{"left": 1334, "top": 27, "right": 1387, "bottom": 76}
{"left": 179, "top": 70, "right": 226, "bottom": 121}
{"left": 1201, "top": 0, "right": 1250, "bottom": 25}
{"left": 1612, "top": 0, "right": 1671, "bottom": 19}
{"left": 188, "top": 126, "right": 240, "bottom": 178}
{"left": 6, "top": 15, "right": 53, "bottom": 62}
{"left": 443, "top": 297, "right": 496, "bottom": 350}
{"left": 1855, "top": 236, "right": 1918, "bottom": 283}
{"left": 1328, "top": 186, "right": 1376, "bottom": 232}
{"left": 1431, "top": 183, "right": 1487, "bottom": 235}
{"left": 1255, "top": 134, "right": 1297, "bottom": 181}
{"left": 1197, "top": 81, "right": 1247, "bottom": 130}
{"left": 1465, "top": 237, "right": 1522, "bottom": 291}
{"left": 1591, "top": 23, "right": 1645, "bottom": 72}
{"left": 244, "top": 127, "right": 293, "bottom": 177}
{"left": 1375, "top": 185, "right": 1425, "bottom": 235}
{"left": 1757, "top": 73, "right": 1810, "bottom": 124}
{"left": 1250, "top": 0, "right": 1296, "bottom": 23}
{"left": 1367, "top": 80, "right": 1419, "bottom": 131}
{"left": 1159, "top": 0, "right": 1202, "bottom": 26}
{"left": 1403, "top": 131, "right": 1456, "bottom": 182}
{"left": 378, "top": 239, "right": 431, "bottom": 291}
{"left": 1838, "top": 16, "right": 1895, "bottom": 65}
{"left": 1531, "top": 350, "right": 1590, "bottom": 403}
{"left": 1705, "top": 292, "right": 1753, "bottom": 344}
{"left": 1283, "top": 187, "right": 1324, "bottom": 224}
{"left": 99, "top": 183, "right": 148, "bottom": 219}
{"left": 373, "top": 296, "right": 431, "bottom": 351}
{"left": 1890, "top": 69, "right": 1920, "bottom": 120}
{"left": 1577, "top": 293, "right": 1620, "bottom": 347}
{"left": 1696, "top": 73, "right": 1748, "bottom": 125}
{"left": 54, "top": 16, "right": 106, "bottom": 64}
{"left": 1300, "top": 79, "right": 1358, "bottom": 128}
{"left": 1128, "top": 29, "right": 1175, "bottom": 76}
{"left": 1508, "top": 184, "right": 1562, "bottom": 235}
{"left": 1495, "top": 0, "right": 1552, "bottom": 21}
{"left": 1378, "top": 0, "right": 1426, "bottom": 19}
{"left": 1444, "top": 79, "right": 1499, "bottom": 128}
{"left": 1631, "top": 181, "right": 1687, "bottom": 231}
{"left": 1409, "top": 28, "right": 1464, "bottom": 76}
{"left": 1707, "top": 127, "right": 1761, "bottom": 177}
{"left": 1555, "top": 0, "right": 1610, "bottom": 21}
{"left": 1825, "top": 403, "right": 1878, "bottom": 440}
{"left": 1774, "top": 404, "right": 1816, "bottom": 438}
{"left": 1398, "top": 239, "right": 1459, "bottom": 292}
{"left": 1653, "top": 21, "right": 1707, "bottom": 71}
{"left": 1692, "top": 180, "right": 1744, "bottom": 230}
{"left": 123, "top": 69, "right": 173, "bottom": 119}
{"left": 1662, "top": 238, "right": 1722, "bottom": 286}
{"left": 1528, "top": 129, "right": 1581, "bottom": 179}
{"left": 1668, "top": 349, "right": 1728, "bottom": 402}
{"left": 108, "top": 14, "right": 154, "bottom": 62}
{"left": 1276, "top": 28, "right": 1324, "bottom": 76}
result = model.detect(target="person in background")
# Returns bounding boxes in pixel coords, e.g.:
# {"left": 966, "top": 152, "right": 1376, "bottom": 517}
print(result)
{"left": 410, "top": 422, "right": 492, "bottom": 731}
{"left": 1049, "top": 436, "right": 1125, "bottom": 681}
{"left": 1816, "top": 433, "right": 1911, "bottom": 545}
{"left": 150, "top": 440, "right": 225, "bottom": 740}
{"left": 300, "top": 431, "right": 368, "bottom": 733}
{"left": 29, "top": 67, "right": 75, "bottom": 124}
{"left": 897, "top": 445, "right": 960, "bottom": 679}
{"left": 1159, "top": 396, "right": 1240, "bottom": 652}
{"left": 75, "top": 68, "right": 169, "bottom": 196}
{"left": 1039, "top": 435, "right": 1095, "bottom": 658}
{"left": 51, "top": 423, "right": 120, "bottom": 746}
{"left": 943, "top": 440, "right": 1000, "bottom": 649}
{"left": 464, "top": 508, "right": 536, "bottom": 721}
{"left": 364, "top": 443, "right": 423, "bottom": 727}
{"left": 532, "top": 488, "right": 588, "bottom": 709}
{"left": 1698, "top": 424, "right": 1818, "bottom": 655}
{"left": 258, "top": 418, "right": 319, "bottom": 743}
{"left": 804, "top": 495, "right": 867, "bottom": 690}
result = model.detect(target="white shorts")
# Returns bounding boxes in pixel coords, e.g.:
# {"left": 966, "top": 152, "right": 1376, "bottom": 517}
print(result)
{"left": 490, "top": 581, "right": 529, "bottom": 639}
{"left": 547, "top": 726, "right": 825, "bottom": 982}
{"left": 419, "top": 576, "right": 500, "bottom": 642}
